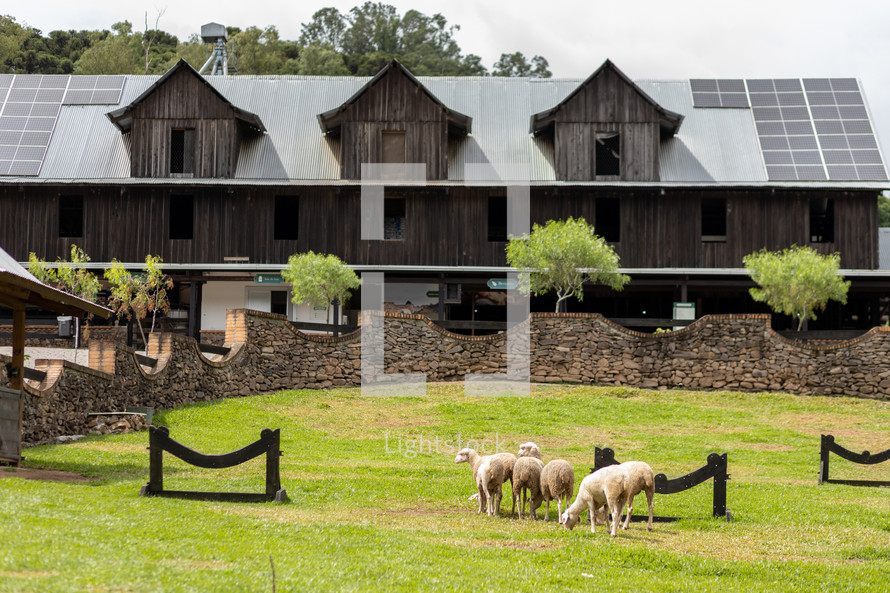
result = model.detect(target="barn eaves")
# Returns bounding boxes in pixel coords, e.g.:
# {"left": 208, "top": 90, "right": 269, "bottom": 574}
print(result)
{"left": 317, "top": 59, "right": 472, "bottom": 136}
{"left": 105, "top": 59, "right": 265, "bottom": 134}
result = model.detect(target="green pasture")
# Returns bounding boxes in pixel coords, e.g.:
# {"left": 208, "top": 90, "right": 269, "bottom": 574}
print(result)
{"left": 1, "top": 384, "right": 889, "bottom": 592}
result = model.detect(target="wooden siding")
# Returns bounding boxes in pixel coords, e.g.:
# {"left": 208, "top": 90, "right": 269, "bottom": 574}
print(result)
{"left": 128, "top": 67, "right": 241, "bottom": 178}
{"left": 338, "top": 67, "right": 449, "bottom": 180}
{"left": 0, "top": 185, "right": 878, "bottom": 271}
{"left": 554, "top": 122, "right": 660, "bottom": 181}
{"left": 549, "top": 65, "right": 664, "bottom": 181}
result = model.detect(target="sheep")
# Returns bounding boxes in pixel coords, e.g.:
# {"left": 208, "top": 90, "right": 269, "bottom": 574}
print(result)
{"left": 560, "top": 464, "right": 629, "bottom": 537}
{"left": 590, "top": 461, "right": 655, "bottom": 531}
{"left": 518, "top": 442, "right": 542, "bottom": 460}
{"left": 517, "top": 442, "right": 575, "bottom": 521}
{"left": 618, "top": 461, "right": 655, "bottom": 531}
{"left": 491, "top": 452, "right": 517, "bottom": 516}
{"left": 511, "top": 456, "right": 544, "bottom": 519}
{"left": 539, "top": 460, "right": 575, "bottom": 521}
{"left": 455, "top": 448, "right": 508, "bottom": 516}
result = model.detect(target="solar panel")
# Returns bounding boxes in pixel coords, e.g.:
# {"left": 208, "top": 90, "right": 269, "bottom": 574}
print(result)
{"left": 750, "top": 77, "right": 888, "bottom": 181}
{"left": 62, "top": 75, "right": 126, "bottom": 105}
{"left": 0, "top": 74, "right": 64, "bottom": 177}
{"left": 690, "top": 79, "right": 750, "bottom": 108}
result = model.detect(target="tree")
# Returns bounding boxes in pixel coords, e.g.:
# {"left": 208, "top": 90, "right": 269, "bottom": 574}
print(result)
{"left": 28, "top": 244, "right": 100, "bottom": 303}
{"left": 104, "top": 255, "right": 173, "bottom": 348}
{"left": 232, "top": 26, "right": 282, "bottom": 74}
{"left": 296, "top": 44, "right": 350, "bottom": 75}
{"left": 878, "top": 193, "right": 890, "bottom": 227}
{"left": 299, "top": 7, "right": 348, "bottom": 50}
{"left": 74, "top": 23, "right": 139, "bottom": 74}
{"left": 506, "top": 217, "right": 629, "bottom": 312}
{"left": 744, "top": 245, "right": 850, "bottom": 331}
{"left": 28, "top": 245, "right": 101, "bottom": 343}
{"left": 281, "top": 251, "right": 361, "bottom": 324}
{"left": 492, "top": 52, "right": 551, "bottom": 78}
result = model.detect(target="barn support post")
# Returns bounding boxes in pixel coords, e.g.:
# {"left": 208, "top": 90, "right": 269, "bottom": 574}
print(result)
{"left": 10, "top": 307, "right": 25, "bottom": 391}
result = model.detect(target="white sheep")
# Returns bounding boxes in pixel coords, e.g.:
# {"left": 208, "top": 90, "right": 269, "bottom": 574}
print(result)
{"left": 518, "top": 442, "right": 542, "bottom": 459}
{"left": 619, "top": 461, "right": 655, "bottom": 531}
{"left": 491, "top": 452, "right": 517, "bottom": 516}
{"left": 539, "top": 460, "right": 575, "bottom": 521}
{"left": 455, "top": 448, "right": 508, "bottom": 516}
{"left": 560, "top": 464, "right": 629, "bottom": 537}
{"left": 511, "top": 456, "right": 544, "bottom": 519}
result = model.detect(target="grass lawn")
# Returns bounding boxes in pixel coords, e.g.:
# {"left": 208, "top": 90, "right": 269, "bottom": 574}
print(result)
{"left": 1, "top": 384, "right": 889, "bottom": 592}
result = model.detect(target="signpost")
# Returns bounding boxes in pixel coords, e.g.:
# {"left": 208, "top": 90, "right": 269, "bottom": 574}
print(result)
{"left": 254, "top": 274, "right": 284, "bottom": 284}
{"left": 486, "top": 278, "right": 518, "bottom": 290}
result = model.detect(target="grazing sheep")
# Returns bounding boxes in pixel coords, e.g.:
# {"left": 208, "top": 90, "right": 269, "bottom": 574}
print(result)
{"left": 560, "top": 464, "right": 629, "bottom": 537}
{"left": 511, "top": 456, "right": 544, "bottom": 519}
{"left": 539, "top": 460, "right": 575, "bottom": 521}
{"left": 619, "top": 461, "right": 655, "bottom": 531}
{"left": 518, "top": 442, "right": 542, "bottom": 460}
{"left": 491, "top": 452, "right": 518, "bottom": 516}
{"left": 455, "top": 448, "right": 508, "bottom": 516}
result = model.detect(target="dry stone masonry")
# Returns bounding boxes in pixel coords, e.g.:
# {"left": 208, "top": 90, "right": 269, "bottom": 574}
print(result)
{"left": 2, "top": 310, "right": 889, "bottom": 443}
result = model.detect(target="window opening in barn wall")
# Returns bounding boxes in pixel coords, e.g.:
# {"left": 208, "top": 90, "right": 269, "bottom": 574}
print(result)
{"left": 169, "top": 195, "right": 194, "bottom": 240}
{"left": 810, "top": 197, "right": 834, "bottom": 243}
{"left": 58, "top": 195, "right": 84, "bottom": 238}
{"left": 701, "top": 197, "right": 727, "bottom": 242}
{"left": 595, "top": 132, "right": 621, "bottom": 177}
{"left": 596, "top": 197, "right": 620, "bottom": 242}
{"left": 488, "top": 195, "right": 507, "bottom": 242}
{"left": 384, "top": 197, "right": 406, "bottom": 240}
{"left": 270, "top": 290, "right": 288, "bottom": 316}
{"left": 274, "top": 195, "right": 299, "bottom": 240}
{"left": 170, "top": 128, "right": 195, "bottom": 175}
{"left": 381, "top": 130, "right": 406, "bottom": 164}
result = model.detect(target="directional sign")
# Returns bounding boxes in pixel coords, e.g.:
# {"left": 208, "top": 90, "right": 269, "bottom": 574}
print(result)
{"left": 486, "top": 278, "right": 518, "bottom": 290}
{"left": 255, "top": 274, "right": 284, "bottom": 284}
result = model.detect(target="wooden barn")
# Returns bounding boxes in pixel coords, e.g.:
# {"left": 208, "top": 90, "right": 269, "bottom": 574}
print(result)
{"left": 0, "top": 59, "right": 887, "bottom": 336}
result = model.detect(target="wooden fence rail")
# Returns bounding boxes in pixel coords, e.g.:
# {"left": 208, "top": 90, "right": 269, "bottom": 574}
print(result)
{"left": 140, "top": 426, "right": 288, "bottom": 503}
{"left": 818, "top": 434, "right": 890, "bottom": 487}
{"left": 593, "top": 447, "right": 730, "bottom": 521}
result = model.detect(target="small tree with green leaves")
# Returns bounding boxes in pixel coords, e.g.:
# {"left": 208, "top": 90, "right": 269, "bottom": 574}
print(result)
{"left": 28, "top": 244, "right": 100, "bottom": 303}
{"left": 28, "top": 244, "right": 101, "bottom": 343}
{"left": 744, "top": 245, "right": 850, "bottom": 331}
{"left": 282, "top": 251, "right": 361, "bottom": 324}
{"left": 506, "top": 217, "right": 629, "bottom": 312}
{"left": 104, "top": 255, "right": 173, "bottom": 347}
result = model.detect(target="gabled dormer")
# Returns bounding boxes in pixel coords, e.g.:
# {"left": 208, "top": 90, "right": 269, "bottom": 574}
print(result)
{"left": 531, "top": 60, "right": 683, "bottom": 181}
{"left": 318, "top": 60, "right": 471, "bottom": 180}
{"left": 107, "top": 60, "right": 264, "bottom": 178}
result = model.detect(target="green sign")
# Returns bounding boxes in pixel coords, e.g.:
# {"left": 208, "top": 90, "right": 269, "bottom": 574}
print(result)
{"left": 486, "top": 278, "right": 518, "bottom": 290}
{"left": 426, "top": 291, "right": 439, "bottom": 298}
{"left": 255, "top": 274, "right": 284, "bottom": 284}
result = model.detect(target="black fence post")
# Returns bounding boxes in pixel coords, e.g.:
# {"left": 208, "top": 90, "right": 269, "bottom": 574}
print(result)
{"left": 819, "top": 434, "right": 831, "bottom": 485}
{"left": 145, "top": 426, "right": 165, "bottom": 494}
{"left": 711, "top": 453, "right": 728, "bottom": 518}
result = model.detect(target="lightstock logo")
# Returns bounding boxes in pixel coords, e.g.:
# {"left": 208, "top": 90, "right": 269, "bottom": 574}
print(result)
{"left": 359, "top": 162, "right": 531, "bottom": 397}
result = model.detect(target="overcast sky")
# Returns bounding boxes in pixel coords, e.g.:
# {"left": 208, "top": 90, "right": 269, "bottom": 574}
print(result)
{"left": 10, "top": 0, "right": 890, "bottom": 155}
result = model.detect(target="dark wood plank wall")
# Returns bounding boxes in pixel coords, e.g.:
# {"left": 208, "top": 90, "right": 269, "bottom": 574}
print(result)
{"left": 339, "top": 67, "right": 449, "bottom": 179}
{"left": 129, "top": 68, "right": 240, "bottom": 178}
{"left": 0, "top": 186, "right": 877, "bottom": 269}
{"left": 552, "top": 66, "right": 662, "bottom": 182}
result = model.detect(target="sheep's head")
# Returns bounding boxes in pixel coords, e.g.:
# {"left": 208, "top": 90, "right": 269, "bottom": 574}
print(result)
{"left": 517, "top": 442, "right": 541, "bottom": 459}
{"left": 560, "top": 510, "right": 580, "bottom": 530}
{"left": 454, "top": 448, "right": 474, "bottom": 464}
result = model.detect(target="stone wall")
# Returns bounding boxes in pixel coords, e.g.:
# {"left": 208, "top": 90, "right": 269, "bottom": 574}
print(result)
{"left": 2, "top": 310, "right": 889, "bottom": 443}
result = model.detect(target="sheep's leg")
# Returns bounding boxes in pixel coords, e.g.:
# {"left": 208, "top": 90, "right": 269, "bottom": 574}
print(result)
{"left": 476, "top": 484, "right": 485, "bottom": 513}
{"left": 622, "top": 492, "right": 635, "bottom": 530}
{"left": 608, "top": 492, "right": 628, "bottom": 537}
{"left": 495, "top": 488, "right": 502, "bottom": 516}
{"left": 509, "top": 479, "right": 515, "bottom": 517}
{"left": 587, "top": 500, "right": 596, "bottom": 533}
{"left": 645, "top": 487, "right": 654, "bottom": 532}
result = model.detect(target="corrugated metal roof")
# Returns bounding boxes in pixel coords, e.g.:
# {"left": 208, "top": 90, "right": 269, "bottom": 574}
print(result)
{"left": 2, "top": 72, "right": 887, "bottom": 186}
